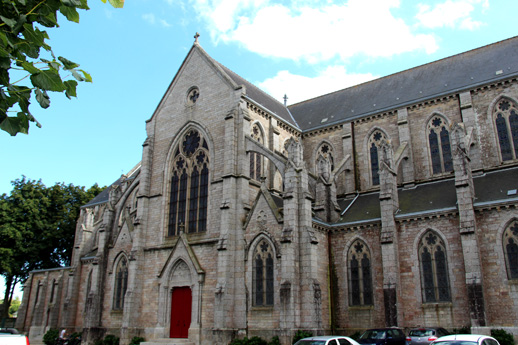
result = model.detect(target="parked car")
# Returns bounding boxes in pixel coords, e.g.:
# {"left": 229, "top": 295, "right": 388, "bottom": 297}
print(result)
{"left": 407, "top": 328, "right": 450, "bottom": 345}
{"left": 0, "top": 333, "right": 30, "bottom": 345}
{"left": 358, "top": 328, "right": 407, "bottom": 345}
{"left": 431, "top": 334, "right": 500, "bottom": 345}
{"left": 295, "top": 335, "right": 362, "bottom": 345}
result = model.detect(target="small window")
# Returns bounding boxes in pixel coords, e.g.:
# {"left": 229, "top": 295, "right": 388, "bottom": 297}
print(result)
{"left": 368, "top": 130, "right": 387, "bottom": 186}
{"left": 252, "top": 239, "right": 274, "bottom": 306}
{"left": 493, "top": 98, "right": 518, "bottom": 161}
{"left": 250, "top": 124, "right": 264, "bottom": 181}
{"left": 503, "top": 220, "right": 518, "bottom": 279}
{"left": 419, "top": 230, "right": 451, "bottom": 303}
{"left": 428, "top": 116, "right": 453, "bottom": 174}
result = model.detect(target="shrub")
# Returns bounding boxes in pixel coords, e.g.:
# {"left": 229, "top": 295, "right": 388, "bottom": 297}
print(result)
{"left": 293, "top": 330, "right": 313, "bottom": 344}
{"left": 269, "top": 336, "right": 281, "bottom": 345}
{"left": 67, "top": 332, "right": 82, "bottom": 345}
{"left": 95, "top": 334, "right": 120, "bottom": 345}
{"left": 452, "top": 326, "right": 471, "bottom": 334}
{"left": 491, "top": 329, "right": 515, "bottom": 345}
{"left": 129, "top": 336, "right": 146, "bottom": 345}
{"left": 43, "top": 329, "right": 59, "bottom": 345}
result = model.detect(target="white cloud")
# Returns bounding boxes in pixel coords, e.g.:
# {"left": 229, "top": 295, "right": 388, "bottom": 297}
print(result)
{"left": 415, "top": 0, "right": 485, "bottom": 30}
{"left": 160, "top": 19, "right": 172, "bottom": 27}
{"left": 258, "top": 66, "right": 377, "bottom": 105}
{"left": 142, "top": 13, "right": 156, "bottom": 25}
{"left": 189, "top": 0, "right": 438, "bottom": 63}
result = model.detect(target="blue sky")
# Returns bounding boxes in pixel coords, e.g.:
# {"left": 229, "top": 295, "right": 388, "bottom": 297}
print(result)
{"left": 0, "top": 0, "right": 517, "bottom": 299}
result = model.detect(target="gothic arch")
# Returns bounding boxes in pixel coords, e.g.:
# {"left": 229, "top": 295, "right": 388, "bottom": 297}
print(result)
{"left": 488, "top": 94, "right": 518, "bottom": 162}
{"left": 364, "top": 127, "right": 391, "bottom": 187}
{"left": 250, "top": 121, "right": 267, "bottom": 181}
{"left": 416, "top": 229, "right": 452, "bottom": 303}
{"left": 112, "top": 253, "right": 129, "bottom": 310}
{"left": 246, "top": 234, "right": 278, "bottom": 307}
{"left": 498, "top": 217, "right": 518, "bottom": 280}
{"left": 312, "top": 140, "right": 336, "bottom": 174}
{"left": 162, "top": 124, "right": 212, "bottom": 237}
{"left": 157, "top": 250, "right": 203, "bottom": 339}
{"left": 245, "top": 231, "right": 281, "bottom": 260}
{"left": 245, "top": 136, "right": 287, "bottom": 178}
{"left": 343, "top": 237, "right": 374, "bottom": 306}
{"left": 424, "top": 113, "right": 453, "bottom": 175}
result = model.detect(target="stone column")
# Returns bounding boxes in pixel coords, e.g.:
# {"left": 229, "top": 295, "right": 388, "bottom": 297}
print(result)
{"left": 397, "top": 108, "right": 415, "bottom": 185}
{"left": 450, "top": 123, "right": 486, "bottom": 326}
{"left": 341, "top": 123, "right": 355, "bottom": 194}
{"left": 458, "top": 92, "right": 482, "bottom": 171}
{"left": 214, "top": 102, "right": 248, "bottom": 338}
{"left": 378, "top": 141, "right": 400, "bottom": 326}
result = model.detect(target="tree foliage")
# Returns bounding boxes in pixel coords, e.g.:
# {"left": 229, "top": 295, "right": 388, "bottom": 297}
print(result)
{"left": 0, "top": 0, "right": 123, "bottom": 136}
{"left": 0, "top": 177, "right": 104, "bottom": 319}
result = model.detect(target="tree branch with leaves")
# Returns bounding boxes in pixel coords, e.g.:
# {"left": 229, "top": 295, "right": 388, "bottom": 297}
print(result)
{"left": 0, "top": 0, "right": 123, "bottom": 136}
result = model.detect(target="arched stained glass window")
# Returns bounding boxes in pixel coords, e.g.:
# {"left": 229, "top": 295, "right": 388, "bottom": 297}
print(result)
{"left": 494, "top": 98, "right": 518, "bottom": 161}
{"left": 250, "top": 124, "right": 264, "bottom": 181}
{"left": 253, "top": 239, "right": 274, "bottom": 306}
{"left": 368, "top": 130, "right": 386, "bottom": 186}
{"left": 503, "top": 220, "right": 518, "bottom": 280}
{"left": 168, "top": 129, "right": 209, "bottom": 236}
{"left": 427, "top": 116, "right": 453, "bottom": 175}
{"left": 348, "top": 239, "right": 373, "bottom": 306}
{"left": 114, "top": 256, "right": 128, "bottom": 310}
{"left": 419, "top": 231, "right": 451, "bottom": 303}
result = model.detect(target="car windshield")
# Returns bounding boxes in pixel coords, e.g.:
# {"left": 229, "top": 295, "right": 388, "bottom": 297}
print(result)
{"left": 295, "top": 340, "right": 327, "bottom": 345}
{"left": 360, "top": 331, "right": 387, "bottom": 340}
{"left": 409, "top": 330, "right": 434, "bottom": 337}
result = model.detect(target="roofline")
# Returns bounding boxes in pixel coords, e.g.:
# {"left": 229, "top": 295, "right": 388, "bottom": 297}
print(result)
{"left": 299, "top": 72, "right": 518, "bottom": 133}
{"left": 243, "top": 95, "right": 301, "bottom": 134}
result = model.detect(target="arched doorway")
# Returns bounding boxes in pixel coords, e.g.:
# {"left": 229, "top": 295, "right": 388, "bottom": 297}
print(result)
{"left": 170, "top": 286, "right": 192, "bottom": 338}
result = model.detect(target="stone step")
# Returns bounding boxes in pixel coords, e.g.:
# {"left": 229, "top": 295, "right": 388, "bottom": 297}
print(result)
{"left": 142, "top": 339, "right": 194, "bottom": 345}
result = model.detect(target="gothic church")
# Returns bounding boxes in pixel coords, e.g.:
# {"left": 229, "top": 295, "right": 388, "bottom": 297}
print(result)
{"left": 16, "top": 36, "right": 518, "bottom": 345}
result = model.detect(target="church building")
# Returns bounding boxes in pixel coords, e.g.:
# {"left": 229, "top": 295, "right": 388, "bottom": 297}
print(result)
{"left": 15, "top": 36, "right": 518, "bottom": 345}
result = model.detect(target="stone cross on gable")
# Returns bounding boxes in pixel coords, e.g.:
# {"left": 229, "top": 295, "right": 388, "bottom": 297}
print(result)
{"left": 194, "top": 32, "right": 200, "bottom": 43}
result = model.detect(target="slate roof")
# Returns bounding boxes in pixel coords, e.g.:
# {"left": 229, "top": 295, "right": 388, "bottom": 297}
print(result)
{"left": 337, "top": 166, "right": 518, "bottom": 226}
{"left": 81, "top": 164, "right": 141, "bottom": 208}
{"left": 217, "top": 63, "right": 299, "bottom": 128}
{"left": 289, "top": 36, "right": 518, "bottom": 132}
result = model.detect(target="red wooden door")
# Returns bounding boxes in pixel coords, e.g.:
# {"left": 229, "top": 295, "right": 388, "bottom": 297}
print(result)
{"left": 170, "top": 287, "right": 192, "bottom": 338}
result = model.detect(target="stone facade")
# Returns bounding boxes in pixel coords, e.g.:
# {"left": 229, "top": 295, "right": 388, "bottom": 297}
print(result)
{"left": 16, "top": 37, "right": 518, "bottom": 345}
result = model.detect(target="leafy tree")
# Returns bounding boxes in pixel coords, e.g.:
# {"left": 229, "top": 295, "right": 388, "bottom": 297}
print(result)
{"left": 8, "top": 296, "right": 20, "bottom": 316}
{"left": 0, "top": 177, "right": 105, "bottom": 320}
{"left": 0, "top": 0, "right": 123, "bottom": 136}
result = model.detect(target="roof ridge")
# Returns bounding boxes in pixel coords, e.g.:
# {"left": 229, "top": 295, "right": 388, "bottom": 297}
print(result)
{"left": 289, "top": 35, "right": 518, "bottom": 108}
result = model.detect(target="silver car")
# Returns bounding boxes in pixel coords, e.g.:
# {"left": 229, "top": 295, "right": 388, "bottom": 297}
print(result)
{"left": 295, "top": 335, "right": 362, "bottom": 345}
{"left": 431, "top": 334, "right": 500, "bottom": 345}
{"left": 407, "top": 328, "right": 450, "bottom": 345}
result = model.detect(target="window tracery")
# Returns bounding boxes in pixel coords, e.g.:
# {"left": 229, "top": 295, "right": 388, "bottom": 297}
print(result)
{"left": 419, "top": 231, "right": 451, "bottom": 303}
{"left": 503, "top": 220, "right": 518, "bottom": 280}
{"left": 113, "top": 256, "right": 128, "bottom": 310}
{"left": 368, "top": 130, "right": 387, "bottom": 186}
{"left": 316, "top": 143, "right": 334, "bottom": 171}
{"left": 253, "top": 239, "right": 274, "bottom": 306}
{"left": 427, "top": 116, "right": 453, "bottom": 174}
{"left": 250, "top": 123, "right": 264, "bottom": 181}
{"left": 348, "top": 239, "right": 373, "bottom": 306}
{"left": 168, "top": 129, "right": 209, "bottom": 236}
{"left": 493, "top": 98, "right": 518, "bottom": 161}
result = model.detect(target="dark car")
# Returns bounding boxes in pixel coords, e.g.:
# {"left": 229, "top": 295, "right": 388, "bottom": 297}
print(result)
{"left": 407, "top": 328, "right": 450, "bottom": 345}
{"left": 358, "top": 328, "right": 406, "bottom": 345}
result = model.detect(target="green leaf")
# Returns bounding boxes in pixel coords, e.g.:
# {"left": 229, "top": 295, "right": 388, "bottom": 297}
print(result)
{"left": 108, "top": 0, "right": 125, "bottom": 8}
{"left": 13, "top": 15, "right": 27, "bottom": 34}
{"left": 0, "top": 113, "right": 29, "bottom": 136}
{"left": 64, "top": 80, "right": 78, "bottom": 99}
{"left": 30, "top": 70, "right": 66, "bottom": 92}
{"left": 0, "top": 16, "right": 17, "bottom": 29}
{"left": 22, "top": 24, "right": 46, "bottom": 48}
{"left": 61, "top": 0, "right": 83, "bottom": 6}
{"left": 79, "top": 69, "right": 92, "bottom": 82}
{"left": 20, "top": 61, "right": 39, "bottom": 74}
{"left": 0, "top": 57, "right": 10, "bottom": 69}
{"left": 59, "top": 5, "right": 80, "bottom": 23}
{"left": 35, "top": 88, "right": 50, "bottom": 108}
{"left": 71, "top": 69, "right": 85, "bottom": 82}
{"left": 58, "top": 56, "right": 79, "bottom": 70}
